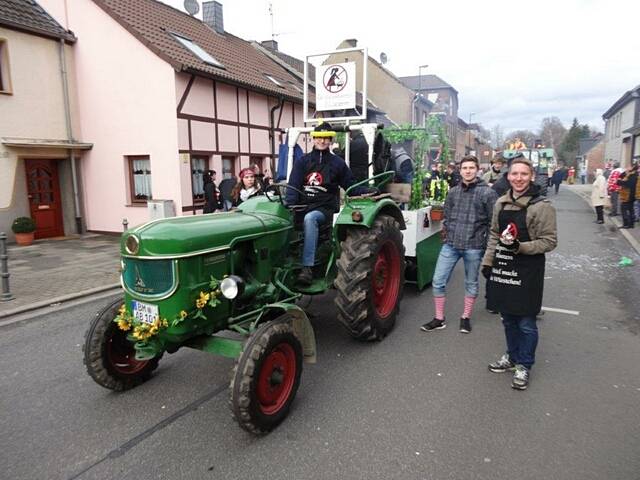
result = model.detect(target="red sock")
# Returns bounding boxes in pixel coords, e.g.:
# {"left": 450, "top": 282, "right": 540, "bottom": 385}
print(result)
{"left": 462, "top": 296, "right": 476, "bottom": 318}
{"left": 434, "top": 296, "right": 446, "bottom": 320}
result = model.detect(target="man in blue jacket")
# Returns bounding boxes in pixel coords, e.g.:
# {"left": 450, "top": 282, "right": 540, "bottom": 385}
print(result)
{"left": 286, "top": 122, "right": 364, "bottom": 285}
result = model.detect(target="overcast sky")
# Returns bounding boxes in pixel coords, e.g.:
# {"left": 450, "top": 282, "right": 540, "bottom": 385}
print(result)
{"left": 163, "top": 0, "right": 640, "bottom": 134}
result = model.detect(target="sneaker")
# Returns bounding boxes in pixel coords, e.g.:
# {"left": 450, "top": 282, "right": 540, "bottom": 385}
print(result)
{"left": 297, "top": 267, "right": 313, "bottom": 285}
{"left": 420, "top": 318, "right": 446, "bottom": 332}
{"left": 488, "top": 353, "right": 515, "bottom": 373}
{"left": 459, "top": 317, "right": 471, "bottom": 333}
{"left": 511, "top": 365, "right": 530, "bottom": 390}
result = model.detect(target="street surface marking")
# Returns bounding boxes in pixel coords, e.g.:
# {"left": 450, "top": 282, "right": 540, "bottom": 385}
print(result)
{"left": 541, "top": 306, "right": 580, "bottom": 316}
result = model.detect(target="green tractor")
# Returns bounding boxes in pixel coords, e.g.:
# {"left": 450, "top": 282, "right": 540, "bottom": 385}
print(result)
{"left": 84, "top": 127, "right": 406, "bottom": 435}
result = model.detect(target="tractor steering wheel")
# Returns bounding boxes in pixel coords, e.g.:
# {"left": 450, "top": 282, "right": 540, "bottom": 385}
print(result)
{"left": 265, "top": 182, "right": 308, "bottom": 207}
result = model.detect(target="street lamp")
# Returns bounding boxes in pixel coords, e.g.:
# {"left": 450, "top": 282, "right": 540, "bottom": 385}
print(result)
{"left": 467, "top": 112, "right": 475, "bottom": 154}
{"left": 413, "top": 64, "right": 429, "bottom": 127}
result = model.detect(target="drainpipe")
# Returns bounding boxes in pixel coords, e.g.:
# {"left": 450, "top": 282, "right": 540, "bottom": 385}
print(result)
{"left": 59, "top": 39, "right": 83, "bottom": 234}
{"left": 269, "top": 96, "right": 285, "bottom": 176}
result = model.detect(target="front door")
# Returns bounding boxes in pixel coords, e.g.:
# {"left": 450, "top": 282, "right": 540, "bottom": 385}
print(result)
{"left": 25, "top": 159, "right": 64, "bottom": 239}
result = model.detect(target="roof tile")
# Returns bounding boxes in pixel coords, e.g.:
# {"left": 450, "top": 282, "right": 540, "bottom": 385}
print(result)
{"left": 94, "top": 0, "right": 305, "bottom": 102}
{"left": 0, "top": 0, "right": 75, "bottom": 42}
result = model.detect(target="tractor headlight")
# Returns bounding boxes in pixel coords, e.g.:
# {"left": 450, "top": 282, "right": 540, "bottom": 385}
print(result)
{"left": 220, "top": 275, "right": 244, "bottom": 300}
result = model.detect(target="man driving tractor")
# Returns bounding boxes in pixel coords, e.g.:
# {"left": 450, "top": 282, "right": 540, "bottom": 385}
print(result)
{"left": 286, "top": 122, "right": 368, "bottom": 285}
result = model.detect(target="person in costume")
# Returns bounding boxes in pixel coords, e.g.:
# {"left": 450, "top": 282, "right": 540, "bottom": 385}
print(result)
{"left": 286, "top": 122, "right": 368, "bottom": 285}
{"left": 482, "top": 156, "right": 557, "bottom": 390}
{"left": 421, "top": 155, "right": 498, "bottom": 334}
{"left": 231, "top": 168, "right": 262, "bottom": 207}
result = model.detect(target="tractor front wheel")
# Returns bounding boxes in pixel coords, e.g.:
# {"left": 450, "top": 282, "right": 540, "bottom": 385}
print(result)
{"left": 83, "top": 298, "right": 162, "bottom": 391}
{"left": 335, "top": 214, "right": 405, "bottom": 341}
{"left": 230, "top": 315, "right": 303, "bottom": 435}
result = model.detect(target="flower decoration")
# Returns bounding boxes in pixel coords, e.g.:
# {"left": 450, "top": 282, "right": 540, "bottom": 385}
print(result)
{"left": 114, "top": 276, "right": 223, "bottom": 340}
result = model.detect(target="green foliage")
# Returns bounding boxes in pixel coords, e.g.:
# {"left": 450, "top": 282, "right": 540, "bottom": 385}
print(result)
{"left": 383, "top": 116, "right": 450, "bottom": 210}
{"left": 11, "top": 217, "right": 36, "bottom": 234}
{"left": 559, "top": 117, "right": 588, "bottom": 167}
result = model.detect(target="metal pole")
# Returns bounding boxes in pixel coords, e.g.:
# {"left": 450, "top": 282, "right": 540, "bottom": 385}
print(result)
{"left": 0, "top": 232, "right": 15, "bottom": 302}
{"left": 122, "top": 218, "right": 129, "bottom": 232}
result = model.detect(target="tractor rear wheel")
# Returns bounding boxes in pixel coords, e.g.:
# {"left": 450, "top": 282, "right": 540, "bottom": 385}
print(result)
{"left": 230, "top": 315, "right": 303, "bottom": 435}
{"left": 335, "top": 214, "right": 405, "bottom": 341}
{"left": 83, "top": 298, "right": 162, "bottom": 391}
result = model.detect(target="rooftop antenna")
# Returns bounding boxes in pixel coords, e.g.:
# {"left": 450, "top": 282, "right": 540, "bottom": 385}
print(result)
{"left": 269, "top": 2, "right": 275, "bottom": 41}
{"left": 379, "top": 52, "right": 388, "bottom": 64}
{"left": 184, "top": 0, "right": 200, "bottom": 16}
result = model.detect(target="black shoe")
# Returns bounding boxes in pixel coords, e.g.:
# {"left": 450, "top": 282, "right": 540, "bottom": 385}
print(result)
{"left": 459, "top": 317, "right": 471, "bottom": 333}
{"left": 596, "top": 220, "right": 604, "bottom": 224}
{"left": 297, "top": 267, "right": 313, "bottom": 285}
{"left": 488, "top": 354, "right": 516, "bottom": 373}
{"left": 486, "top": 308, "right": 499, "bottom": 314}
{"left": 620, "top": 226, "right": 631, "bottom": 229}
{"left": 421, "top": 318, "right": 446, "bottom": 332}
{"left": 511, "top": 365, "right": 530, "bottom": 390}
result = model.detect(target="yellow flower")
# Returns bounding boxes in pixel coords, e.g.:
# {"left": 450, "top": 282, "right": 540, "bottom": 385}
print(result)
{"left": 118, "top": 304, "right": 126, "bottom": 316}
{"left": 162, "top": 318, "right": 169, "bottom": 328}
{"left": 180, "top": 310, "right": 187, "bottom": 319}
{"left": 196, "top": 291, "right": 210, "bottom": 309}
{"left": 116, "top": 318, "right": 131, "bottom": 331}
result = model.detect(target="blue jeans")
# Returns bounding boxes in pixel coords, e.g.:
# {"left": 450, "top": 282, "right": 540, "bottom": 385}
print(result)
{"left": 502, "top": 314, "right": 538, "bottom": 369}
{"left": 302, "top": 210, "right": 327, "bottom": 267}
{"left": 432, "top": 243, "right": 483, "bottom": 297}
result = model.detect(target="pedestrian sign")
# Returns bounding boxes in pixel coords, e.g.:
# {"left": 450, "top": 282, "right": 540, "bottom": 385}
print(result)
{"left": 316, "top": 62, "right": 356, "bottom": 111}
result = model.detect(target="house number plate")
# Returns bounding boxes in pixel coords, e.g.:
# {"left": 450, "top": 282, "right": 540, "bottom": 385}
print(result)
{"left": 131, "top": 300, "right": 159, "bottom": 325}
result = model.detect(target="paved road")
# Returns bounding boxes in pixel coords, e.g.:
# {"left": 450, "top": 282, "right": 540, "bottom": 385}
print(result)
{"left": 1, "top": 188, "right": 640, "bottom": 480}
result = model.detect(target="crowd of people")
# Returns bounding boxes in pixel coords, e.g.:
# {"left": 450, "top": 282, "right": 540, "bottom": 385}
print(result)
{"left": 203, "top": 130, "right": 639, "bottom": 389}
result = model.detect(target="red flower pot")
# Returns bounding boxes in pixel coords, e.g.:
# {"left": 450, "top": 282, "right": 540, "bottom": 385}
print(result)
{"left": 14, "top": 232, "right": 34, "bottom": 246}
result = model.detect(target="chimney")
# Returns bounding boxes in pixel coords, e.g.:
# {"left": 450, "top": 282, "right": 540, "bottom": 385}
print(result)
{"left": 344, "top": 38, "right": 357, "bottom": 47}
{"left": 203, "top": 1, "right": 224, "bottom": 34}
{"left": 261, "top": 40, "right": 278, "bottom": 51}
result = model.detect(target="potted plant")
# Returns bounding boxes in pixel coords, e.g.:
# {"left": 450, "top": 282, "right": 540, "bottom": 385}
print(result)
{"left": 11, "top": 216, "right": 36, "bottom": 246}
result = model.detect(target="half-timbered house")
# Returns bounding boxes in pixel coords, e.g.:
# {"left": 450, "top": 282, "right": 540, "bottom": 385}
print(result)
{"left": 38, "top": 0, "right": 308, "bottom": 232}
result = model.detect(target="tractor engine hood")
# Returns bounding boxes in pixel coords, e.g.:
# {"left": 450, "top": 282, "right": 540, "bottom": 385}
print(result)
{"left": 122, "top": 211, "right": 291, "bottom": 257}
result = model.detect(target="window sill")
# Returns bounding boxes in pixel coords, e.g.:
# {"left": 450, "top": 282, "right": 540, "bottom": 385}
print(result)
{"left": 125, "top": 203, "right": 149, "bottom": 207}
{"left": 0, "top": 89, "right": 13, "bottom": 95}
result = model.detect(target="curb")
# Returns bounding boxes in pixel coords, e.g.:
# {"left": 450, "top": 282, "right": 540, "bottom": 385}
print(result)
{"left": 569, "top": 188, "right": 640, "bottom": 255}
{"left": 0, "top": 283, "right": 121, "bottom": 320}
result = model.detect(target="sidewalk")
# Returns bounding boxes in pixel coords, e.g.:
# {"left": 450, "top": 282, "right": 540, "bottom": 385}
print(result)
{"left": 0, "top": 233, "right": 121, "bottom": 319}
{"left": 568, "top": 183, "right": 640, "bottom": 254}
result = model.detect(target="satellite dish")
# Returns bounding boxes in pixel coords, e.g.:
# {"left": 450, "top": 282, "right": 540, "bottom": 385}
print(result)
{"left": 379, "top": 52, "right": 388, "bottom": 64}
{"left": 184, "top": 0, "right": 200, "bottom": 16}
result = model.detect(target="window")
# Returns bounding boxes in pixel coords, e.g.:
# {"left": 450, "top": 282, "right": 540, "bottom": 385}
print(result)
{"left": 128, "top": 156, "right": 152, "bottom": 203}
{"left": 265, "top": 74, "right": 284, "bottom": 87}
{"left": 170, "top": 33, "right": 224, "bottom": 68}
{"left": 191, "top": 156, "right": 208, "bottom": 202}
{"left": 222, "top": 156, "right": 236, "bottom": 179}
{"left": 0, "top": 39, "right": 11, "bottom": 94}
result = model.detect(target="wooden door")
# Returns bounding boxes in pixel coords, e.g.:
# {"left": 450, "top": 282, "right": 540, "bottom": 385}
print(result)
{"left": 25, "top": 159, "right": 64, "bottom": 239}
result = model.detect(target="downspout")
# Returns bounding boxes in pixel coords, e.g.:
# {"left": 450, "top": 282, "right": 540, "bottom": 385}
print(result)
{"left": 269, "top": 96, "right": 285, "bottom": 175}
{"left": 59, "top": 39, "right": 83, "bottom": 234}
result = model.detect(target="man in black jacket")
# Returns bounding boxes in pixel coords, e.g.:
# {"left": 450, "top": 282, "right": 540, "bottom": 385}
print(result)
{"left": 203, "top": 170, "right": 221, "bottom": 213}
{"left": 286, "top": 122, "right": 366, "bottom": 285}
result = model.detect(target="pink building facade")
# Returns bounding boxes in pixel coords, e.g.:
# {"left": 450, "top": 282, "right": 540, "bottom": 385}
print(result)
{"left": 39, "top": 0, "right": 307, "bottom": 233}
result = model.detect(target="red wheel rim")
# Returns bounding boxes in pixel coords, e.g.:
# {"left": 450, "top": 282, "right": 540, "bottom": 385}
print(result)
{"left": 372, "top": 240, "right": 401, "bottom": 318}
{"left": 257, "top": 342, "right": 297, "bottom": 415}
{"left": 106, "top": 328, "right": 149, "bottom": 375}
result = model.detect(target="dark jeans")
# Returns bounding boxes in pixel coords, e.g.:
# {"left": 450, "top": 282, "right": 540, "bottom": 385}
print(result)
{"left": 553, "top": 183, "right": 560, "bottom": 194}
{"left": 621, "top": 201, "right": 636, "bottom": 228}
{"left": 595, "top": 205, "right": 604, "bottom": 222}
{"left": 610, "top": 191, "right": 619, "bottom": 215}
{"left": 502, "top": 314, "right": 538, "bottom": 369}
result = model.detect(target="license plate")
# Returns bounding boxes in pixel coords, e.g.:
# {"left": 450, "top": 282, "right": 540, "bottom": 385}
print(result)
{"left": 131, "top": 300, "right": 159, "bottom": 325}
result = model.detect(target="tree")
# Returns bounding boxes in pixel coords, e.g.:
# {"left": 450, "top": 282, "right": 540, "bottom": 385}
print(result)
{"left": 491, "top": 124, "right": 504, "bottom": 150}
{"left": 558, "top": 118, "right": 583, "bottom": 166}
{"left": 505, "top": 129, "right": 537, "bottom": 149}
{"left": 539, "top": 117, "right": 567, "bottom": 152}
